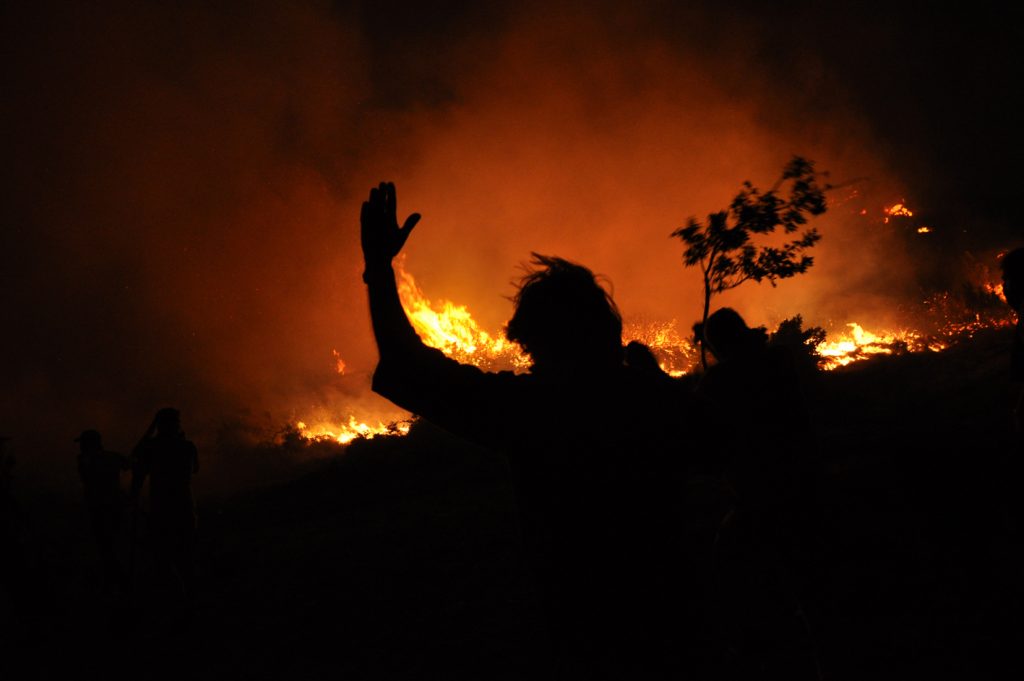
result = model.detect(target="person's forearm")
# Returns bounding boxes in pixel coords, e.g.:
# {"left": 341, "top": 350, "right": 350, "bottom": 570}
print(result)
{"left": 365, "top": 262, "right": 422, "bottom": 360}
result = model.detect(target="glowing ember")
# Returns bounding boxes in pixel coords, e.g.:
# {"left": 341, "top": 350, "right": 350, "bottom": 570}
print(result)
{"left": 332, "top": 349, "right": 346, "bottom": 375}
{"left": 883, "top": 201, "right": 914, "bottom": 223}
{"left": 984, "top": 282, "right": 1006, "bottom": 303}
{"left": 917, "top": 226, "right": 932, "bottom": 234}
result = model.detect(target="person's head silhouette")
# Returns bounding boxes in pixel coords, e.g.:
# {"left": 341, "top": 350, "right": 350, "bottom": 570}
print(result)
{"left": 1002, "top": 248, "right": 1024, "bottom": 313}
{"left": 702, "top": 307, "right": 765, "bottom": 363}
{"left": 75, "top": 429, "right": 103, "bottom": 454}
{"left": 153, "top": 407, "right": 183, "bottom": 437}
{"left": 505, "top": 254, "right": 623, "bottom": 373}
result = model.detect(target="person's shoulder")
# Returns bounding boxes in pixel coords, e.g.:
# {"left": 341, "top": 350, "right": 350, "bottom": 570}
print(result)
{"left": 133, "top": 438, "right": 154, "bottom": 455}
{"left": 622, "top": 364, "right": 688, "bottom": 398}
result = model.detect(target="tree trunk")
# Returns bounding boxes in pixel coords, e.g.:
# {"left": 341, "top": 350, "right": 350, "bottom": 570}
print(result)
{"left": 700, "top": 275, "right": 711, "bottom": 371}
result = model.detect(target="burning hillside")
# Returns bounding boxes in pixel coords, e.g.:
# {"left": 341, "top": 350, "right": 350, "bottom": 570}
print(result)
{"left": 297, "top": 247, "right": 1014, "bottom": 444}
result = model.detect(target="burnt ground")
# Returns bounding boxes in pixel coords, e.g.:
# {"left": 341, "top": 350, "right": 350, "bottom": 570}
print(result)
{"left": 3, "top": 326, "right": 1024, "bottom": 680}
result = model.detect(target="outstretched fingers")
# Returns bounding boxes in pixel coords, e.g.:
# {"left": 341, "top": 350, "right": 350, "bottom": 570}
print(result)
{"left": 397, "top": 212, "right": 421, "bottom": 251}
{"left": 385, "top": 181, "right": 397, "bottom": 219}
{"left": 362, "top": 181, "right": 420, "bottom": 258}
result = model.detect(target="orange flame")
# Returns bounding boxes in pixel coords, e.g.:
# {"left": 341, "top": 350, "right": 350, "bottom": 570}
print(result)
{"left": 395, "top": 258, "right": 531, "bottom": 372}
{"left": 815, "top": 323, "right": 937, "bottom": 370}
{"left": 394, "top": 258, "right": 699, "bottom": 376}
{"left": 295, "top": 418, "right": 411, "bottom": 445}
{"left": 296, "top": 246, "right": 1014, "bottom": 441}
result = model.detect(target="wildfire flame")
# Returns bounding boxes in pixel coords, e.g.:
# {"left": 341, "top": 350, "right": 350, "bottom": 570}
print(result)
{"left": 295, "top": 418, "right": 411, "bottom": 445}
{"left": 395, "top": 259, "right": 530, "bottom": 372}
{"left": 815, "top": 323, "right": 937, "bottom": 371}
{"left": 296, "top": 245, "right": 1014, "bottom": 444}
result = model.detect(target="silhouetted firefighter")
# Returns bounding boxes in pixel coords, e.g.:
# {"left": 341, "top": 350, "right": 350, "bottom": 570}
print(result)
{"left": 695, "top": 307, "right": 821, "bottom": 680}
{"left": 76, "top": 429, "right": 129, "bottom": 584}
{"left": 361, "top": 182, "right": 695, "bottom": 678}
{"left": 131, "top": 408, "right": 199, "bottom": 596}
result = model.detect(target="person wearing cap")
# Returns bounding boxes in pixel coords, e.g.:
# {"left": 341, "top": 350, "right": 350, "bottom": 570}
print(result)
{"left": 76, "top": 429, "right": 129, "bottom": 581}
{"left": 131, "top": 408, "right": 199, "bottom": 594}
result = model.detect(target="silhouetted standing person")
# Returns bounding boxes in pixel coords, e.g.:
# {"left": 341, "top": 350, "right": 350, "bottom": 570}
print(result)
{"left": 131, "top": 408, "right": 198, "bottom": 595}
{"left": 1, "top": 435, "right": 18, "bottom": 605}
{"left": 76, "top": 429, "right": 129, "bottom": 583}
{"left": 695, "top": 307, "right": 820, "bottom": 680}
{"left": 0, "top": 436, "right": 14, "bottom": 543}
{"left": 696, "top": 308, "right": 808, "bottom": 501}
{"left": 361, "top": 182, "right": 693, "bottom": 678}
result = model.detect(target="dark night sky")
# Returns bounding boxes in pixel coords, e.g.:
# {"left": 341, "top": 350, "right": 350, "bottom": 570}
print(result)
{"left": 2, "top": 1, "right": 1021, "bottom": 487}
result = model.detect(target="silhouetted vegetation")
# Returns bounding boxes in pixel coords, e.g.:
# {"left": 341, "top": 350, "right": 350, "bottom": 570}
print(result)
{"left": 673, "top": 156, "right": 829, "bottom": 367}
{"left": 769, "top": 314, "right": 827, "bottom": 377}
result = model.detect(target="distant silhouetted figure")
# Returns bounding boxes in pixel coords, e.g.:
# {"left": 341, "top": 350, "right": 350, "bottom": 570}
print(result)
{"left": 695, "top": 307, "right": 819, "bottom": 680}
{"left": 76, "top": 429, "right": 129, "bottom": 582}
{"left": 1, "top": 435, "right": 18, "bottom": 579}
{"left": 131, "top": 408, "right": 199, "bottom": 595}
{"left": 1003, "top": 248, "right": 1024, "bottom": 433}
{"left": 0, "top": 436, "right": 13, "bottom": 533}
{"left": 361, "top": 182, "right": 693, "bottom": 677}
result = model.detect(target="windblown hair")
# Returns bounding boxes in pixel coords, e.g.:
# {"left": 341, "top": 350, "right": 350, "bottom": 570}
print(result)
{"left": 505, "top": 254, "right": 623, "bottom": 369}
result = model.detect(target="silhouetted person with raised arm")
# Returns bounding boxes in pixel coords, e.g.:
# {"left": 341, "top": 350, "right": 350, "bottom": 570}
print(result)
{"left": 695, "top": 307, "right": 819, "bottom": 680}
{"left": 361, "top": 182, "right": 693, "bottom": 678}
{"left": 76, "top": 429, "right": 129, "bottom": 583}
{"left": 131, "top": 408, "right": 199, "bottom": 596}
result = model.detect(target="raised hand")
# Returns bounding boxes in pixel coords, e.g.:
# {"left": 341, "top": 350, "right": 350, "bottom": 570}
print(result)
{"left": 361, "top": 182, "right": 421, "bottom": 276}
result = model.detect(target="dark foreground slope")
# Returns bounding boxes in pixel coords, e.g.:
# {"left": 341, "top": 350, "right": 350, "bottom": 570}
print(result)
{"left": 3, "top": 327, "right": 1023, "bottom": 680}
